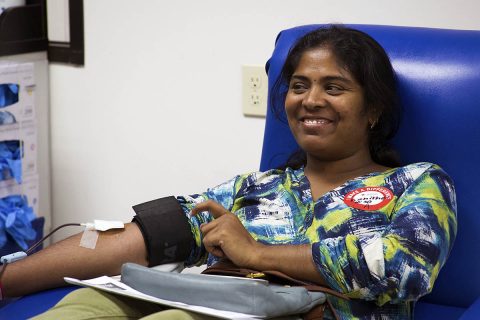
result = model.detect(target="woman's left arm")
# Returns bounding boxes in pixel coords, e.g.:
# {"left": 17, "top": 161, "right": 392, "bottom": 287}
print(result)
{"left": 191, "top": 200, "right": 328, "bottom": 285}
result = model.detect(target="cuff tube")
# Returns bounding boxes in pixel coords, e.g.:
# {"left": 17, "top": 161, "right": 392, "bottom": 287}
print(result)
{"left": 132, "top": 196, "right": 193, "bottom": 267}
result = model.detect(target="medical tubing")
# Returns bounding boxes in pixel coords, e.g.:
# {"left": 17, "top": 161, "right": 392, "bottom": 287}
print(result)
{"left": 25, "top": 223, "right": 81, "bottom": 254}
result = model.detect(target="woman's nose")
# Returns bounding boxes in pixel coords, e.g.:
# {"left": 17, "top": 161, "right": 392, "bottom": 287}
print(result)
{"left": 302, "top": 86, "right": 326, "bottom": 111}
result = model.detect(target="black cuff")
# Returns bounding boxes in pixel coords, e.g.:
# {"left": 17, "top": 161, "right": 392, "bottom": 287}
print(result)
{"left": 132, "top": 196, "right": 193, "bottom": 267}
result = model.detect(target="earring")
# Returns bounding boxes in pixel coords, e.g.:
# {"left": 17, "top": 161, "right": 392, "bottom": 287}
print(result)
{"left": 370, "top": 120, "right": 377, "bottom": 129}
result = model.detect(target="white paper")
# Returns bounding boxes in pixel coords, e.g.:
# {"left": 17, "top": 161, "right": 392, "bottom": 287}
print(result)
{"left": 64, "top": 276, "right": 261, "bottom": 319}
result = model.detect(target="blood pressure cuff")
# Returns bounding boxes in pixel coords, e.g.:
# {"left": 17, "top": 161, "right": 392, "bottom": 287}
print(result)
{"left": 132, "top": 196, "right": 193, "bottom": 267}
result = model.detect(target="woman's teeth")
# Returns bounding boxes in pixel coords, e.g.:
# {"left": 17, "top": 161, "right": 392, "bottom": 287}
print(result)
{"left": 304, "top": 119, "right": 329, "bottom": 124}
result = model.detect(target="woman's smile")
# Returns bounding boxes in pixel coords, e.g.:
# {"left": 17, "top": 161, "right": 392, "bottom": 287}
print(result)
{"left": 297, "top": 115, "right": 337, "bottom": 136}
{"left": 300, "top": 113, "right": 335, "bottom": 126}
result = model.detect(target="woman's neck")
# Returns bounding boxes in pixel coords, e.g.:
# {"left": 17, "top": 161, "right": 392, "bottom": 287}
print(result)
{"left": 304, "top": 152, "right": 389, "bottom": 201}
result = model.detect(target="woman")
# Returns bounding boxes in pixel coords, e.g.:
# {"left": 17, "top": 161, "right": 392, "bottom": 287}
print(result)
{"left": 8, "top": 25, "right": 457, "bottom": 319}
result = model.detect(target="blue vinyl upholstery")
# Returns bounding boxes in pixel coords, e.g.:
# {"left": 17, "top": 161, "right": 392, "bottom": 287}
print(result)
{"left": 0, "top": 287, "right": 78, "bottom": 319}
{"left": 260, "top": 24, "right": 480, "bottom": 319}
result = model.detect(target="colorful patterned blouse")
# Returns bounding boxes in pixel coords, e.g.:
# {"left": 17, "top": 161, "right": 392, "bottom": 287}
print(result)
{"left": 177, "top": 162, "right": 457, "bottom": 319}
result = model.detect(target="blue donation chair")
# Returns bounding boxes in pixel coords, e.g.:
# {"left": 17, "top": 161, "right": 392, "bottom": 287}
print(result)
{"left": 260, "top": 25, "right": 480, "bottom": 319}
{"left": 1, "top": 24, "right": 479, "bottom": 319}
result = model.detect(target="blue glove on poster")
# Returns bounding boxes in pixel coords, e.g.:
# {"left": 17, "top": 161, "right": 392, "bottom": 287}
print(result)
{"left": 0, "top": 195, "right": 36, "bottom": 250}
{"left": 0, "top": 111, "right": 17, "bottom": 125}
{"left": 0, "top": 141, "right": 22, "bottom": 183}
{"left": 0, "top": 84, "right": 19, "bottom": 108}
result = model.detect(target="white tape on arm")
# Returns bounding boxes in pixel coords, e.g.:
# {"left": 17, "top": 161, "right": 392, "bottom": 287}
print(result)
{"left": 79, "top": 229, "right": 99, "bottom": 249}
{"left": 79, "top": 220, "right": 124, "bottom": 249}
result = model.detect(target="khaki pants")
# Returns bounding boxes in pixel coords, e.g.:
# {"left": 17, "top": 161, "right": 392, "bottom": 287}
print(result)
{"left": 32, "top": 288, "right": 219, "bottom": 320}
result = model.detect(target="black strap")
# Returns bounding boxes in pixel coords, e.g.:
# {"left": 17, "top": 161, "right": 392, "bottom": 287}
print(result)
{"left": 132, "top": 196, "right": 193, "bottom": 267}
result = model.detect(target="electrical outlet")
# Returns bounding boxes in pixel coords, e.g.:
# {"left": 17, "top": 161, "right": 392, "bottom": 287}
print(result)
{"left": 249, "top": 92, "right": 261, "bottom": 106}
{"left": 242, "top": 65, "right": 268, "bottom": 117}
{"left": 248, "top": 73, "right": 262, "bottom": 90}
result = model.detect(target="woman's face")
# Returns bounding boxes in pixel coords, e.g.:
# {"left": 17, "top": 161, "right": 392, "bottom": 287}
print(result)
{"left": 285, "top": 47, "right": 371, "bottom": 162}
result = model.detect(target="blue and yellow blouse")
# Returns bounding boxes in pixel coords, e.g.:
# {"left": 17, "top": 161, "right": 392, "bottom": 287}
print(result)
{"left": 177, "top": 162, "right": 457, "bottom": 319}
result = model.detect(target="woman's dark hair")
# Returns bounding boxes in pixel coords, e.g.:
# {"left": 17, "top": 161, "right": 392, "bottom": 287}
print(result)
{"left": 273, "top": 25, "right": 402, "bottom": 169}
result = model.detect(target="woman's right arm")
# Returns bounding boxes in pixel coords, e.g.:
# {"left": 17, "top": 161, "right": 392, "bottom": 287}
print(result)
{"left": 2, "top": 222, "right": 148, "bottom": 298}
{"left": 2, "top": 172, "right": 247, "bottom": 298}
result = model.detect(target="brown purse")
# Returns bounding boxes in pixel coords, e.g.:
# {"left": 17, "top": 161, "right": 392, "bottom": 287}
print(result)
{"left": 202, "top": 260, "right": 348, "bottom": 320}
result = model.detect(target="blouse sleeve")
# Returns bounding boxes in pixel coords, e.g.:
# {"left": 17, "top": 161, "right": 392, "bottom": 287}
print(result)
{"left": 311, "top": 165, "right": 458, "bottom": 305}
{"left": 177, "top": 173, "right": 246, "bottom": 266}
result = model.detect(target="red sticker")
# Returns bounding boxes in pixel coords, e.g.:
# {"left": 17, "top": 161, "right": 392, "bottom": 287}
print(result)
{"left": 343, "top": 186, "right": 394, "bottom": 211}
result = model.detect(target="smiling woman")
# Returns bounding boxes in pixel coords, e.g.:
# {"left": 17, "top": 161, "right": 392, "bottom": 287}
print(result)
{"left": 257, "top": 26, "right": 456, "bottom": 319}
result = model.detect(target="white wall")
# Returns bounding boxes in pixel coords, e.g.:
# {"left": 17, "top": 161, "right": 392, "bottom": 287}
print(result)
{"left": 49, "top": 0, "right": 480, "bottom": 240}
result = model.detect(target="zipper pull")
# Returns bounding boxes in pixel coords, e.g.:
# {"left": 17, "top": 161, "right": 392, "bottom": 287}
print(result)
{"left": 246, "top": 272, "right": 266, "bottom": 279}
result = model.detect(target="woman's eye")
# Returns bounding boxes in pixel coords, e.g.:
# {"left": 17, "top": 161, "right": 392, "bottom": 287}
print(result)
{"left": 325, "top": 85, "right": 344, "bottom": 95}
{"left": 289, "top": 82, "right": 307, "bottom": 92}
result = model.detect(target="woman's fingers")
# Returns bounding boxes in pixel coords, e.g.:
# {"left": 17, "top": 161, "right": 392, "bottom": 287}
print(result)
{"left": 191, "top": 200, "right": 258, "bottom": 266}
{"left": 193, "top": 200, "right": 228, "bottom": 235}
{"left": 191, "top": 201, "right": 230, "bottom": 257}
{"left": 191, "top": 200, "right": 230, "bottom": 219}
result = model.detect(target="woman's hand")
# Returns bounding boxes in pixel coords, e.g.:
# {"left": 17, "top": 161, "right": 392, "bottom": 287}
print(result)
{"left": 191, "top": 200, "right": 326, "bottom": 285}
{"left": 190, "top": 200, "right": 262, "bottom": 268}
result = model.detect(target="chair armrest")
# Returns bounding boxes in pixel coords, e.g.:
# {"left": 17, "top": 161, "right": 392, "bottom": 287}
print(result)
{"left": 459, "top": 296, "right": 480, "bottom": 319}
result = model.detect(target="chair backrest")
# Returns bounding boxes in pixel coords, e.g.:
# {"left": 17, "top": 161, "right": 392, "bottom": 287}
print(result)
{"left": 260, "top": 24, "right": 480, "bottom": 308}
